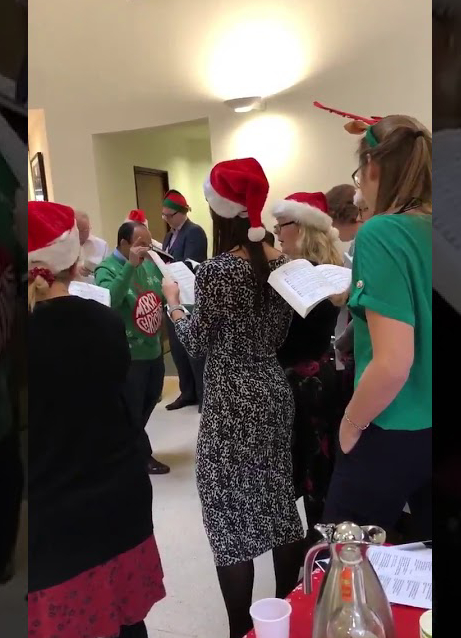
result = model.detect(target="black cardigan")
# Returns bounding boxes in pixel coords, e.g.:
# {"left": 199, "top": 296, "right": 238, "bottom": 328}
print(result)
{"left": 29, "top": 296, "right": 153, "bottom": 592}
{"left": 278, "top": 299, "right": 339, "bottom": 369}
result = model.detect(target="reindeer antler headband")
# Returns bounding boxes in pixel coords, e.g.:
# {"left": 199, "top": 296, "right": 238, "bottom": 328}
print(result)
{"left": 313, "top": 101, "right": 384, "bottom": 146}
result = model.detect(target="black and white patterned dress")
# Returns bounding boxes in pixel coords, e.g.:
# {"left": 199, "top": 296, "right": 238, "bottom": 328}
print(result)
{"left": 174, "top": 253, "right": 304, "bottom": 566}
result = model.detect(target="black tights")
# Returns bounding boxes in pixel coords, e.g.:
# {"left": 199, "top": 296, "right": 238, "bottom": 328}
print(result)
{"left": 216, "top": 540, "right": 305, "bottom": 638}
{"left": 118, "top": 621, "right": 148, "bottom": 638}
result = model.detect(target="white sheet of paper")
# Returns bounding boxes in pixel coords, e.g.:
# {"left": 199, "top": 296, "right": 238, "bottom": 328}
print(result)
{"left": 269, "top": 260, "right": 351, "bottom": 317}
{"left": 367, "top": 546, "right": 432, "bottom": 609}
{"left": 148, "top": 251, "right": 196, "bottom": 305}
{"left": 69, "top": 281, "right": 111, "bottom": 306}
{"left": 164, "top": 262, "right": 196, "bottom": 306}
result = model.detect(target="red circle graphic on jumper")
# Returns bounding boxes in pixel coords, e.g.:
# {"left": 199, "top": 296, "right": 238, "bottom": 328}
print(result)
{"left": 134, "top": 291, "right": 163, "bottom": 336}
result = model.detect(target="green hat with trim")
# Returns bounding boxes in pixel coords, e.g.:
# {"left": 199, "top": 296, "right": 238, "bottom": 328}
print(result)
{"left": 163, "top": 190, "right": 190, "bottom": 213}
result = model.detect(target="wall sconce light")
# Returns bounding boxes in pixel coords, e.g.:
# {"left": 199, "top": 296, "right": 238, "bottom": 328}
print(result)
{"left": 224, "top": 97, "right": 265, "bottom": 113}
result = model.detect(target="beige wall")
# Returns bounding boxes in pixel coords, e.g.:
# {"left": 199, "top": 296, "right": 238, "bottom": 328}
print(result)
{"left": 92, "top": 121, "right": 212, "bottom": 249}
{"left": 29, "top": 1, "right": 431, "bottom": 239}
{"left": 28, "top": 108, "right": 54, "bottom": 201}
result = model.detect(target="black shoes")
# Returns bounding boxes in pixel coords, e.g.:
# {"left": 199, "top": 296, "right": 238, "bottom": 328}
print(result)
{"left": 165, "top": 396, "right": 197, "bottom": 411}
{"left": 147, "top": 457, "right": 171, "bottom": 475}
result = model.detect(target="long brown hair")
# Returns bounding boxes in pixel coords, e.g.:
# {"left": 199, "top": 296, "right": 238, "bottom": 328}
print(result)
{"left": 358, "top": 115, "right": 432, "bottom": 215}
{"left": 211, "top": 210, "right": 270, "bottom": 313}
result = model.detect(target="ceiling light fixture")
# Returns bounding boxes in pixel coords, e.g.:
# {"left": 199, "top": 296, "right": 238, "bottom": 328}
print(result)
{"left": 224, "top": 97, "right": 265, "bottom": 113}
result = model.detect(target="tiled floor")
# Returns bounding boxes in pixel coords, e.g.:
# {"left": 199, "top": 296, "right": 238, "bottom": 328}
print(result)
{"left": 0, "top": 375, "right": 306, "bottom": 638}
{"left": 145, "top": 377, "right": 306, "bottom": 638}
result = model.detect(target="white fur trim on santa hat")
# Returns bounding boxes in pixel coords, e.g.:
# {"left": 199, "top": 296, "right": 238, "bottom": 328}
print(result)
{"left": 248, "top": 226, "right": 266, "bottom": 242}
{"left": 28, "top": 222, "right": 81, "bottom": 274}
{"left": 203, "top": 175, "right": 247, "bottom": 219}
{"left": 273, "top": 199, "right": 332, "bottom": 232}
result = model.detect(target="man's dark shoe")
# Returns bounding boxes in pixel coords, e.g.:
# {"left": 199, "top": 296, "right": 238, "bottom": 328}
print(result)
{"left": 147, "top": 457, "right": 171, "bottom": 475}
{"left": 165, "top": 396, "right": 197, "bottom": 411}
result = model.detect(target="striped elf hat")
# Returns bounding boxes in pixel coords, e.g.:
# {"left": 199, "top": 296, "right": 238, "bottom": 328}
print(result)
{"left": 163, "top": 190, "right": 190, "bottom": 213}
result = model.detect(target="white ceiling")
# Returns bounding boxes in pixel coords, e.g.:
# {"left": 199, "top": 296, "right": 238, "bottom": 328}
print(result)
{"left": 29, "top": 0, "right": 430, "bottom": 123}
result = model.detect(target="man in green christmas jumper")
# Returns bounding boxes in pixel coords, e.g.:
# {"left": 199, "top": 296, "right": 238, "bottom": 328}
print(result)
{"left": 95, "top": 221, "right": 170, "bottom": 475}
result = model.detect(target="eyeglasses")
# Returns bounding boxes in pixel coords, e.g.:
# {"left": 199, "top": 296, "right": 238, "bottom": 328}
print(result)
{"left": 352, "top": 167, "right": 361, "bottom": 188}
{"left": 162, "top": 211, "right": 180, "bottom": 220}
{"left": 274, "top": 221, "right": 297, "bottom": 234}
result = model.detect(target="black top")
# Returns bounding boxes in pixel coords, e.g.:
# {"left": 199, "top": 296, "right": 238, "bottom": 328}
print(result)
{"left": 29, "top": 296, "right": 153, "bottom": 592}
{"left": 278, "top": 299, "right": 339, "bottom": 369}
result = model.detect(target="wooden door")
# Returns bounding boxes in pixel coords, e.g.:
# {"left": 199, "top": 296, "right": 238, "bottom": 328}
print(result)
{"left": 133, "top": 166, "right": 170, "bottom": 352}
{"left": 133, "top": 166, "right": 169, "bottom": 244}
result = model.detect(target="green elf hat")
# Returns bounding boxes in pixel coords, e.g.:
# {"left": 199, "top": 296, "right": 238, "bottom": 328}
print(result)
{"left": 163, "top": 189, "right": 190, "bottom": 213}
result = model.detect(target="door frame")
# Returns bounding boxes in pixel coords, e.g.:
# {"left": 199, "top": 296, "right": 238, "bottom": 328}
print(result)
{"left": 133, "top": 166, "right": 171, "bottom": 355}
{"left": 133, "top": 166, "right": 170, "bottom": 206}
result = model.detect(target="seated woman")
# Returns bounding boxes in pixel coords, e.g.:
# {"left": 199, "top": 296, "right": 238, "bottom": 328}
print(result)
{"left": 28, "top": 202, "right": 165, "bottom": 638}
{"left": 272, "top": 191, "right": 341, "bottom": 545}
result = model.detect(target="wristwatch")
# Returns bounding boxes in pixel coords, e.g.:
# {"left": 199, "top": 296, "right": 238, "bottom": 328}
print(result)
{"left": 166, "top": 304, "right": 189, "bottom": 321}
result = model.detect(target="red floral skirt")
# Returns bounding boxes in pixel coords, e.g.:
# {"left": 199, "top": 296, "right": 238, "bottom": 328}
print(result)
{"left": 28, "top": 535, "right": 165, "bottom": 638}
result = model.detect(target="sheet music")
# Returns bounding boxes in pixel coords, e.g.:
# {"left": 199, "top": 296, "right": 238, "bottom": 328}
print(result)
{"left": 148, "top": 251, "right": 195, "bottom": 305}
{"left": 164, "top": 262, "right": 195, "bottom": 306}
{"left": 368, "top": 546, "right": 432, "bottom": 609}
{"left": 69, "top": 281, "right": 111, "bottom": 307}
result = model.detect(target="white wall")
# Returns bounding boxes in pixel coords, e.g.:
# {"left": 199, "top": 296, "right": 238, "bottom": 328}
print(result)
{"left": 92, "top": 122, "right": 212, "bottom": 247}
{"left": 28, "top": 109, "right": 54, "bottom": 201}
{"left": 29, "top": 1, "right": 431, "bottom": 237}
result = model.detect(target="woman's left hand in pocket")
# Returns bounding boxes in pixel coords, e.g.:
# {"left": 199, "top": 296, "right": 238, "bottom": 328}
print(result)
{"left": 339, "top": 417, "right": 363, "bottom": 454}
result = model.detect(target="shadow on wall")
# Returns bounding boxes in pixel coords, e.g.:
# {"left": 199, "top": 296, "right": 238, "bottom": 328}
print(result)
{"left": 92, "top": 118, "right": 213, "bottom": 251}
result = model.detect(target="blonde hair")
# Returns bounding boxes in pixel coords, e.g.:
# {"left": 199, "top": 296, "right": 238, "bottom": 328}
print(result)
{"left": 28, "top": 267, "right": 73, "bottom": 311}
{"left": 359, "top": 115, "right": 432, "bottom": 215}
{"left": 296, "top": 225, "right": 343, "bottom": 266}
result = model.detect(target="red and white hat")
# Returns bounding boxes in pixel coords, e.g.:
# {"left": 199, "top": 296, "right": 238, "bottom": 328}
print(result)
{"left": 126, "top": 209, "right": 149, "bottom": 227}
{"left": 28, "top": 201, "right": 81, "bottom": 276}
{"left": 203, "top": 158, "right": 268, "bottom": 242}
{"left": 273, "top": 192, "right": 340, "bottom": 240}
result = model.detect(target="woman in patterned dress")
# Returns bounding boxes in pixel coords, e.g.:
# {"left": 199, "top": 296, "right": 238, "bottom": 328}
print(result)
{"left": 163, "top": 159, "right": 304, "bottom": 638}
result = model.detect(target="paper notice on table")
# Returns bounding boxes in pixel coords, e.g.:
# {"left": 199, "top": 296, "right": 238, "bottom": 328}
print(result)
{"left": 368, "top": 546, "right": 432, "bottom": 609}
{"left": 148, "top": 251, "right": 195, "bottom": 305}
{"left": 69, "top": 281, "right": 111, "bottom": 306}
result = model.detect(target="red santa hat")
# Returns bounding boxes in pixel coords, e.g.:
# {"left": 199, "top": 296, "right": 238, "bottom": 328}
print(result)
{"left": 203, "top": 158, "right": 268, "bottom": 242}
{"left": 126, "top": 209, "right": 149, "bottom": 227}
{"left": 273, "top": 192, "right": 340, "bottom": 240}
{"left": 28, "top": 201, "right": 81, "bottom": 278}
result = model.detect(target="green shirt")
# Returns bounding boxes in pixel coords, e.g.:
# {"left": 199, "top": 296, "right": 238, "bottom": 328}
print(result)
{"left": 349, "top": 214, "right": 432, "bottom": 431}
{"left": 95, "top": 252, "right": 164, "bottom": 361}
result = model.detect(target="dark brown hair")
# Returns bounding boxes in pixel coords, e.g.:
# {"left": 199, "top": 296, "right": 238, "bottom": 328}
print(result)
{"left": 358, "top": 115, "right": 432, "bottom": 214}
{"left": 211, "top": 210, "right": 270, "bottom": 313}
{"left": 326, "top": 184, "right": 359, "bottom": 223}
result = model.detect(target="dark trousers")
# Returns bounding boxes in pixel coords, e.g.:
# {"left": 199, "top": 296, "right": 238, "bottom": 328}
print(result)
{"left": 119, "top": 621, "right": 148, "bottom": 637}
{"left": 123, "top": 357, "right": 165, "bottom": 461}
{"left": 166, "top": 317, "right": 205, "bottom": 405}
{"left": 323, "top": 424, "right": 432, "bottom": 539}
{"left": 0, "top": 429, "right": 24, "bottom": 574}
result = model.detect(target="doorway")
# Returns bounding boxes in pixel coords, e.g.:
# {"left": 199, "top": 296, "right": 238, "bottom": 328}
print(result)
{"left": 133, "top": 166, "right": 169, "bottom": 244}
{"left": 133, "top": 166, "right": 171, "bottom": 354}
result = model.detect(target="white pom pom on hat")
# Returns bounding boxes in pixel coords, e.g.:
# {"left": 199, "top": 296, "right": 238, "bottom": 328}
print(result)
{"left": 203, "top": 158, "right": 269, "bottom": 242}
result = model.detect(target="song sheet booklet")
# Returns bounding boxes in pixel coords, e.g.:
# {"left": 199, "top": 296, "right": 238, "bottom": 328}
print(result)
{"left": 148, "top": 250, "right": 196, "bottom": 306}
{"left": 268, "top": 259, "right": 352, "bottom": 318}
{"left": 69, "top": 281, "right": 111, "bottom": 307}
